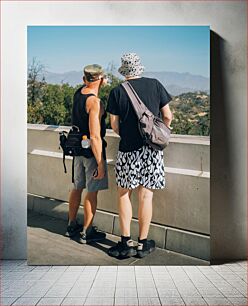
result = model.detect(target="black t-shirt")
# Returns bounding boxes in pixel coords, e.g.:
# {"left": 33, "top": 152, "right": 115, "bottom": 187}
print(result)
{"left": 106, "top": 77, "right": 172, "bottom": 152}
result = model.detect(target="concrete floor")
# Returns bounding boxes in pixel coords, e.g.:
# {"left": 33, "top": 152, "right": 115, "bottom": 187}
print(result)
{"left": 1, "top": 259, "right": 247, "bottom": 305}
{"left": 27, "top": 211, "right": 209, "bottom": 266}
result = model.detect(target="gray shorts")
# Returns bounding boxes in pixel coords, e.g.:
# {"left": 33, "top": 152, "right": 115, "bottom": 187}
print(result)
{"left": 73, "top": 156, "right": 108, "bottom": 192}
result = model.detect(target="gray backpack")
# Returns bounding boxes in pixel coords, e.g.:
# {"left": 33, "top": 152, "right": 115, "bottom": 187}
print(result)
{"left": 121, "top": 81, "right": 171, "bottom": 150}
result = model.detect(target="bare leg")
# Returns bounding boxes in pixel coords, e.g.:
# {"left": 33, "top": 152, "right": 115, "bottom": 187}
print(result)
{"left": 118, "top": 187, "right": 133, "bottom": 237}
{"left": 83, "top": 191, "right": 98, "bottom": 230}
{"left": 138, "top": 186, "right": 154, "bottom": 240}
{"left": 68, "top": 188, "right": 83, "bottom": 222}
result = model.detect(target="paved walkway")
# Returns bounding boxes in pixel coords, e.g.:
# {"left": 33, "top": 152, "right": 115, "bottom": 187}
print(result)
{"left": 28, "top": 211, "right": 208, "bottom": 266}
{"left": 1, "top": 260, "right": 247, "bottom": 305}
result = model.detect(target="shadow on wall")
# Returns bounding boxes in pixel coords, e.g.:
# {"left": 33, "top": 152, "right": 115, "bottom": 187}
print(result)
{"left": 210, "top": 31, "right": 244, "bottom": 262}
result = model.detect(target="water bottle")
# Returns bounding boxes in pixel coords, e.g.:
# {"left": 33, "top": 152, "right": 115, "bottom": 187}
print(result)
{"left": 81, "top": 135, "right": 91, "bottom": 149}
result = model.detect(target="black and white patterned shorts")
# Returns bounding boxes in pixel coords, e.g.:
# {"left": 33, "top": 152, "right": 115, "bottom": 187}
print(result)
{"left": 115, "top": 145, "right": 165, "bottom": 190}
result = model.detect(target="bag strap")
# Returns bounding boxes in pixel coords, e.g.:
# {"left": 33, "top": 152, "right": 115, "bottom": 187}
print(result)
{"left": 72, "top": 156, "right": 75, "bottom": 183}
{"left": 63, "top": 151, "right": 67, "bottom": 173}
{"left": 121, "top": 81, "right": 153, "bottom": 118}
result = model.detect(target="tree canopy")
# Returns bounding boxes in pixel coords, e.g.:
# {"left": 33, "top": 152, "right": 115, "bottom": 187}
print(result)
{"left": 27, "top": 61, "right": 209, "bottom": 136}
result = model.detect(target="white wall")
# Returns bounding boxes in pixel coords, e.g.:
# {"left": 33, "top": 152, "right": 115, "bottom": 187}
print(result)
{"left": 1, "top": 1, "right": 246, "bottom": 260}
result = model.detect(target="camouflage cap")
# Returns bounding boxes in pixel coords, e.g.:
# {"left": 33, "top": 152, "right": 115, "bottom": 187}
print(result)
{"left": 83, "top": 64, "right": 104, "bottom": 82}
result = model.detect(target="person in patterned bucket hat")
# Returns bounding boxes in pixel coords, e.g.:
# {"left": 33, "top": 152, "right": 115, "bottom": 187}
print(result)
{"left": 107, "top": 53, "right": 173, "bottom": 259}
{"left": 118, "top": 53, "right": 145, "bottom": 77}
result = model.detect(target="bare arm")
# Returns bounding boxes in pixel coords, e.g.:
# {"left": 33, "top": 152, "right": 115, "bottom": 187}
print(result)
{"left": 87, "top": 96, "right": 105, "bottom": 179}
{"left": 160, "top": 104, "right": 173, "bottom": 128}
{"left": 110, "top": 114, "right": 120, "bottom": 135}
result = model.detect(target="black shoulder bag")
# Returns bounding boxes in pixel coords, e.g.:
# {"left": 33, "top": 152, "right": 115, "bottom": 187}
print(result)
{"left": 59, "top": 125, "right": 107, "bottom": 183}
{"left": 59, "top": 125, "right": 93, "bottom": 183}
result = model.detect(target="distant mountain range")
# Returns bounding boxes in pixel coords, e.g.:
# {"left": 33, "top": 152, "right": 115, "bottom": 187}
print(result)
{"left": 43, "top": 70, "right": 209, "bottom": 96}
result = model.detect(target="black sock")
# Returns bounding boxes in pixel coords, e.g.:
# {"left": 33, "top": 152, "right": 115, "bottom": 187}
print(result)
{"left": 121, "top": 235, "right": 131, "bottom": 243}
{"left": 138, "top": 237, "right": 147, "bottom": 243}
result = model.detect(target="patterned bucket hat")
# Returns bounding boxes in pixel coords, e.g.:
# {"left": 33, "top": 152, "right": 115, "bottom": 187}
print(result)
{"left": 83, "top": 64, "right": 104, "bottom": 82}
{"left": 118, "top": 53, "right": 145, "bottom": 77}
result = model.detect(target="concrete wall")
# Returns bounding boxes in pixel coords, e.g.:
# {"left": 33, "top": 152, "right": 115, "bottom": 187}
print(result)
{"left": 27, "top": 124, "right": 210, "bottom": 260}
{"left": 27, "top": 125, "right": 210, "bottom": 235}
{"left": 1, "top": 1, "right": 247, "bottom": 261}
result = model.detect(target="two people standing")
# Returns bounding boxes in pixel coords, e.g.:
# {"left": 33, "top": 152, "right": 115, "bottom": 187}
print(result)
{"left": 66, "top": 53, "right": 173, "bottom": 258}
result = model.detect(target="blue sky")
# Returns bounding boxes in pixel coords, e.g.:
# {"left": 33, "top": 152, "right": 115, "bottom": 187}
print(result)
{"left": 27, "top": 26, "right": 210, "bottom": 77}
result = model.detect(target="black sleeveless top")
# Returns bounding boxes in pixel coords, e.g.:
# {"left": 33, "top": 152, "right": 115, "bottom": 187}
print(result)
{"left": 71, "top": 85, "right": 107, "bottom": 139}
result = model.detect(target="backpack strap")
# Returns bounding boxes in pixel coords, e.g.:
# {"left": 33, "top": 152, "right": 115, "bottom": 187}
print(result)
{"left": 63, "top": 151, "right": 67, "bottom": 173}
{"left": 72, "top": 156, "right": 75, "bottom": 183}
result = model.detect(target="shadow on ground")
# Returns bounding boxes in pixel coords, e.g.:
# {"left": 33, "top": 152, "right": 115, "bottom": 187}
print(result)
{"left": 28, "top": 210, "right": 209, "bottom": 266}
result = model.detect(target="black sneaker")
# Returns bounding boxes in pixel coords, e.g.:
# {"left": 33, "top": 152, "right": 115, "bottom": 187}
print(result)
{"left": 108, "top": 240, "right": 137, "bottom": 258}
{"left": 65, "top": 219, "right": 83, "bottom": 237}
{"left": 137, "top": 239, "right": 156, "bottom": 258}
{"left": 79, "top": 226, "right": 106, "bottom": 244}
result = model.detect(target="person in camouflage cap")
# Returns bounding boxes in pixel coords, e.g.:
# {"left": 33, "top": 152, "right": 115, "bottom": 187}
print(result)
{"left": 66, "top": 63, "right": 109, "bottom": 244}
{"left": 83, "top": 64, "right": 105, "bottom": 82}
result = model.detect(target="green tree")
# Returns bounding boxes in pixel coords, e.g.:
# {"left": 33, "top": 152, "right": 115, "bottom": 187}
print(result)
{"left": 41, "top": 84, "right": 67, "bottom": 125}
{"left": 61, "top": 83, "right": 78, "bottom": 125}
{"left": 27, "top": 62, "right": 210, "bottom": 135}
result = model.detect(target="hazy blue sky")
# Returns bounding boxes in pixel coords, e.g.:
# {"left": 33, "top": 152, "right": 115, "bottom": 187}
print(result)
{"left": 28, "top": 26, "right": 210, "bottom": 77}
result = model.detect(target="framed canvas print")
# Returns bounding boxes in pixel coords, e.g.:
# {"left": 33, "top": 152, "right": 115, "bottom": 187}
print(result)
{"left": 27, "top": 25, "right": 210, "bottom": 265}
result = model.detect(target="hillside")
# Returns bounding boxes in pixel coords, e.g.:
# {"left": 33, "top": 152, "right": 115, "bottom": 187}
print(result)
{"left": 28, "top": 65, "right": 210, "bottom": 136}
{"left": 169, "top": 91, "right": 210, "bottom": 135}
{"left": 43, "top": 70, "right": 209, "bottom": 96}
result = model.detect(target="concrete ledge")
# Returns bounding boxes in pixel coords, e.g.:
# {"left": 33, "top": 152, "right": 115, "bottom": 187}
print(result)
{"left": 166, "top": 228, "right": 210, "bottom": 261}
{"left": 28, "top": 124, "right": 210, "bottom": 171}
{"left": 27, "top": 194, "right": 34, "bottom": 210}
{"left": 30, "top": 193, "right": 115, "bottom": 235}
{"left": 33, "top": 195, "right": 79, "bottom": 221}
{"left": 28, "top": 193, "right": 209, "bottom": 261}
{"left": 28, "top": 150, "right": 210, "bottom": 234}
{"left": 93, "top": 210, "right": 115, "bottom": 234}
